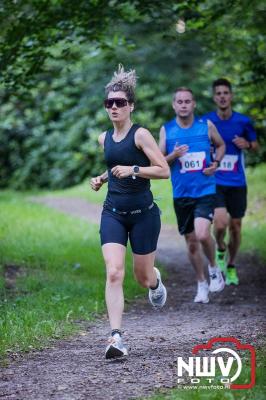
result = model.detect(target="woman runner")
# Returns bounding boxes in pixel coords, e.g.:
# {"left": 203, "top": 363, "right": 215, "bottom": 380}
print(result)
{"left": 90, "top": 65, "right": 169, "bottom": 359}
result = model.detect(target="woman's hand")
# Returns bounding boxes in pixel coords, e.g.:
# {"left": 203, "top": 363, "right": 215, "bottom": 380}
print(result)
{"left": 90, "top": 176, "right": 104, "bottom": 191}
{"left": 111, "top": 165, "right": 133, "bottom": 179}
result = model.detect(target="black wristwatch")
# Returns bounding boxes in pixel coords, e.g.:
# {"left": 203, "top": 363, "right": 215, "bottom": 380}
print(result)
{"left": 213, "top": 159, "right": 221, "bottom": 167}
{"left": 132, "top": 165, "right": 140, "bottom": 180}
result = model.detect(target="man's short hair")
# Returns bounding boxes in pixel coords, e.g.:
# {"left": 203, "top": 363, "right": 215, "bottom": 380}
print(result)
{"left": 173, "top": 87, "right": 194, "bottom": 101}
{"left": 212, "top": 78, "right": 232, "bottom": 92}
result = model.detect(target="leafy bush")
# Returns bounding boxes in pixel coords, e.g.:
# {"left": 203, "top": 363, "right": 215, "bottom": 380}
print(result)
{"left": 0, "top": 51, "right": 107, "bottom": 189}
{"left": 1, "top": 19, "right": 265, "bottom": 189}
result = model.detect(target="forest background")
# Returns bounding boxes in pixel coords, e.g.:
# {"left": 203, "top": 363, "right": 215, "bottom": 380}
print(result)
{"left": 0, "top": 0, "right": 265, "bottom": 190}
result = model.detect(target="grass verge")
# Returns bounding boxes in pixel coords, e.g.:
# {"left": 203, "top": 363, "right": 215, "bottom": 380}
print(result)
{"left": 0, "top": 192, "right": 144, "bottom": 358}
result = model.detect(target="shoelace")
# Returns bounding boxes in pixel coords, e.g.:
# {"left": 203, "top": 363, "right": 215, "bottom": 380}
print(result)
{"left": 153, "top": 293, "right": 163, "bottom": 300}
{"left": 151, "top": 285, "right": 163, "bottom": 299}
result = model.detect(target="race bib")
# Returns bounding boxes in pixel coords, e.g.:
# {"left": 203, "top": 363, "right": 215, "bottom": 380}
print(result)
{"left": 218, "top": 154, "right": 238, "bottom": 172}
{"left": 179, "top": 151, "right": 206, "bottom": 173}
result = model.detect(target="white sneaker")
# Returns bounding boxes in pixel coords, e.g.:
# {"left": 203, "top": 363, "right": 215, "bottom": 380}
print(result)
{"left": 194, "top": 280, "right": 209, "bottom": 303}
{"left": 149, "top": 267, "right": 167, "bottom": 309}
{"left": 209, "top": 266, "right": 225, "bottom": 292}
{"left": 105, "top": 334, "right": 128, "bottom": 359}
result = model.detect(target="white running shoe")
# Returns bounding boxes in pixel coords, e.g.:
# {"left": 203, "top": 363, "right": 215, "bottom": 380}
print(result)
{"left": 194, "top": 280, "right": 209, "bottom": 303}
{"left": 209, "top": 266, "right": 225, "bottom": 293}
{"left": 149, "top": 267, "right": 167, "bottom": 309}
{"left": 105, "top": 334, "right": 128, "bottom": 359}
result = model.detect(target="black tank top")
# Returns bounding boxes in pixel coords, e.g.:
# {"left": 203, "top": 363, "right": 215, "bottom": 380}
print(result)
{"left": 104, "top": 124, "right": 153, "bottom": 210}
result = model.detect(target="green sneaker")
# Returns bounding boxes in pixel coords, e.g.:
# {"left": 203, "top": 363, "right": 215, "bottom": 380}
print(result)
{"left": 226, "top": 267, "right": 239, "bottom": 285}
{"left": 216, "top": 250, "right": 226, "bottom": 274}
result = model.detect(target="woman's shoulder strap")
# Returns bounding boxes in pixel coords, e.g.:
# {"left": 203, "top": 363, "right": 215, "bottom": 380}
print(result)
{"left": 130, "top": 123, "right": 142, "bottom": 135}
{"left": 104, "top": 127, "right": 114, "bottom": 144}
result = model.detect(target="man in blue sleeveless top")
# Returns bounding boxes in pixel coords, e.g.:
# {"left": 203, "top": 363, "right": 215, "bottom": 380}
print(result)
{"left": 202, "top": 79, "right": 258, "bottom": 285}
{"left": 159, "top": 87, "right": 225, "bottom": 303}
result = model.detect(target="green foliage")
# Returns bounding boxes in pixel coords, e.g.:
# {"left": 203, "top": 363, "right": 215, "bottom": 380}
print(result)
{"left": 0, "top": 1, "right": 265, "bottom": 188}
{"left": 0, "top": 0, "right": 140, "bottom": 87}
{"left": 242, "top": 164, "right": 266, "bottom": 260}
{"left": 0, "top": 49, "right": 107, "bottom": 188}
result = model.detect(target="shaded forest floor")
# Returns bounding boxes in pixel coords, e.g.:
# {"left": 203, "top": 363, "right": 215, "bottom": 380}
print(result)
{"left": 1, "top": 197, "right": 265, "bottom": 400}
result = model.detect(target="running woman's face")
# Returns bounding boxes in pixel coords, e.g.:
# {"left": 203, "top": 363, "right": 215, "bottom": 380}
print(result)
{"left": 172, "top": 91, "right": 195, "bottom": 119}
{"left": 213, "top": 85, "right": 233, "bottom": 110}
{"left": 105, "top": 91, "right": 134, "bottom": 123}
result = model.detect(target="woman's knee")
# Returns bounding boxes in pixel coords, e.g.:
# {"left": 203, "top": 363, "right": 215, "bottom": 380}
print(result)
{"left": 106, "top": 263, "right": 124, "bottom": 284}
{"left": 133, "top": 253, "right": 156, "bottom": 288}
{"left": 135, "top": 272, "right": 151, "bottom": 288}
{"left": 134, "top": 264, "right": 154, "bottom": 288}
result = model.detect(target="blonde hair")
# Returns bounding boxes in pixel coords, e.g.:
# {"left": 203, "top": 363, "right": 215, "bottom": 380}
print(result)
{"left": 105, "top": 64, "right": 137, "bottom": 103}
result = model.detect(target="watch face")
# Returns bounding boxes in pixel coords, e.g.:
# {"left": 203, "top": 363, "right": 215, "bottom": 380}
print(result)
{"left": 133, "top": 166, "right": 139, "bottom": 174}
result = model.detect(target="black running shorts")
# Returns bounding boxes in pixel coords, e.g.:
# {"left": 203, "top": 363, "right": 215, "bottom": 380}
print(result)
{"left": 173, "top": 194, "right": 215, "bottom": 235}
{"left": 215, "top": 185, "right": 247, "bottom": 218}
{"left": 100, "top": 203, "right": 161, "bottom": 255}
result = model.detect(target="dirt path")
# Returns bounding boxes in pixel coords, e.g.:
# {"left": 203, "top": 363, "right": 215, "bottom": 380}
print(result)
{"left": 1, "top": 197, "right": 265, "bottom": 400}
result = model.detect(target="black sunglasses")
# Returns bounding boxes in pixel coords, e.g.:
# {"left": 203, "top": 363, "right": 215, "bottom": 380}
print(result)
{"left": 104, "top": 98, "right": 129, "bottom": 108}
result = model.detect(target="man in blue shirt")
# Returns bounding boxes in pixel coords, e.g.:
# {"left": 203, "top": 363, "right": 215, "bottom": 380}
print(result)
{"left": 159, "top": 87, "right": 225, "bottom": 304}
{"left": 203, "top": 78, "right": 258, "bottom": 285}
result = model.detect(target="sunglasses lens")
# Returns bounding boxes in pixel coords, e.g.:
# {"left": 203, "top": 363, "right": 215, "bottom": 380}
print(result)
{"left": 104, "top": 99, "right": 113, "bottom": 108}
{"left": 115, "top": 99, "right": 128, "bottom": 107}
{"left": 104, "top": 98, "right": 128, "bottom": 108}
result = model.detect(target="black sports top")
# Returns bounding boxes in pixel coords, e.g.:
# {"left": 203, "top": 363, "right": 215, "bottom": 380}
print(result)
{"left": 104, "top": 124, "right": 153, "bottom": 211}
